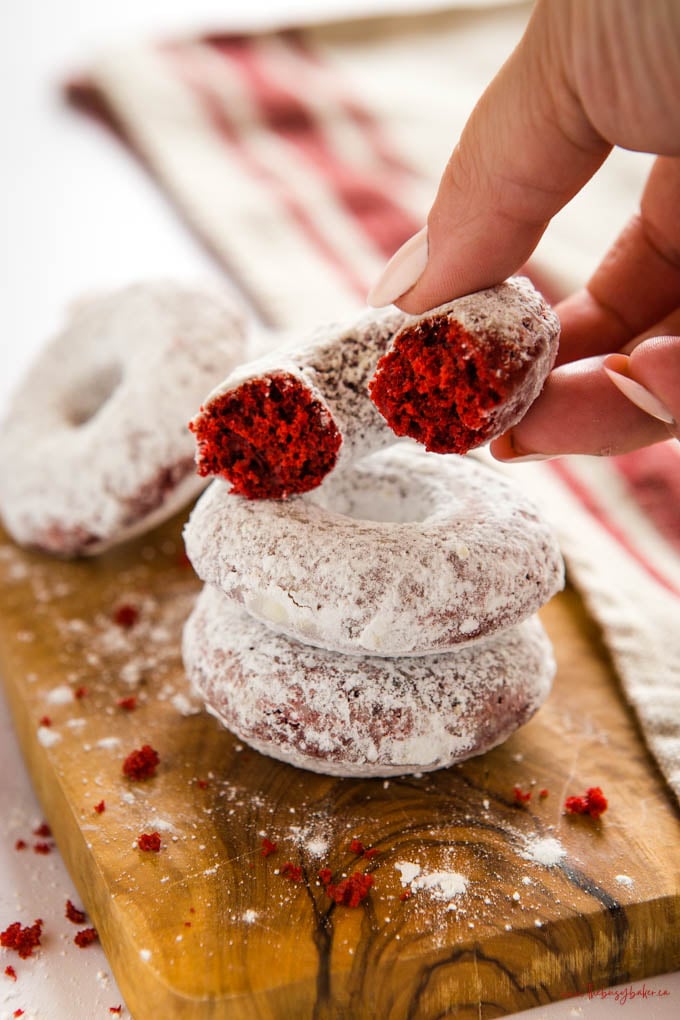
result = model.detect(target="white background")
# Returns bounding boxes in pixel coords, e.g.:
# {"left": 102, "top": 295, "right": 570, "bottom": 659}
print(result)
{"left": 1, "top": 1, "right": 678, "bottom": 1017}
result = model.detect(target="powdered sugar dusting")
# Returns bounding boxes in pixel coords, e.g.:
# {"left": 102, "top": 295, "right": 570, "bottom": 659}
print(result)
{"left": 183, "top": 586, "right": 554, "bottom": 777}
{"left": 37, "top": 725, "right": 62, "bottom": 748}
{"left": 521, "top": 836, "right": 566, "bottom": 867}
{"left": 185, "top": 444, "right": 563, "bottom": 657}
{"left": 395, "top": 861, "right": 468, "bottom": 900}
{"left": 0, "top": 281, "right": 248, "bottom": 555}
{"left": 46, "top": 684, "right": 74, "bottom": 705}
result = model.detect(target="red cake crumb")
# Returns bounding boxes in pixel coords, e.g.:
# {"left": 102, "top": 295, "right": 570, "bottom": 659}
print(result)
{"left": 349, "top": 838, "right": 380, "bottom": 860}
{"left": 565, "top": 786, "right": 608, "bottom": 820}
{"left": 65, "top": 901, "right": 86, "bottom": 925}
{"left": 122, "top": 744, "right": 159, "bottom": 780}
{"left": 33, "top": 843, "right": 51, "bottom": 855}
{"left": 513, "top": 786, "right": 532, "bottom": 804}
{"left": 137, "top": 832, "right": 161, "bottom": 853}
{"left": 369, "top": 315, "right": 532, "bottom": 454}
{"left": 189, "top": 373, "right": 342, "bottom": 500}
{"left": 94, "top": 800, "right": 106, "bottom": 814}
{"left": 14, "top": 840, "right": 27, "bottom": 852}
{"left": 33, "top": 823, "right": 51, "bottom": 838}
{"left": 196, "top": 778, "right": 209, "bottom": 789}
{"left": 74, "top": 927, "right": 98, "bottom": 948}
{"left": 14, "top": 1010, "right": 24, "bottom": 1018}
{"left": 39, "top": 716, "right": 52, "bottom": 727}
{"left": 113, "top": 604, "right": 139, "bottom": 629}
{"left": 74, "top": 686, "right": 88, "bottom": 699}
{"left": 399, "top": 890, "right": 413, "bottom": 901}
{"left": 325, "top": 872, "right": 373, "bottom": 908}
{"left": 109, "top": 1007, "right": 122, "bottom": 1015}
{"left": 261, "top": 837, "right": 277, "bottom": 857}
{"left": 318, "top": 868, "right": 333, "bottom": 886}
{"left": 4, "top": 965, "right": 17, "bottom": 980}
{"left": 279, "top": 862, "right": 303, "bottom": 883}
{"left": 539, "top": 788, "right": 549, "bottom": 799}
{"left": 116, "top": 696, "right": 137, "bottom": 711}
{"left": 1, "top": 919, "right": 43, "bottom": 959}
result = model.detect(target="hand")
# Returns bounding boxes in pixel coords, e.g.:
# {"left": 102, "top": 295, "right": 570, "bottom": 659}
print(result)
{"left": 367, "top": 0, "right": 680, "bottom": 457}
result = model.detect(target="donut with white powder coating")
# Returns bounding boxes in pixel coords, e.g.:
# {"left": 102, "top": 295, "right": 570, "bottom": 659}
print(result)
{"left": 369, "top": 276, "right": 560, "bottom": 453}
{"left": 0, "top": 281, "right": 248, "bottom": 556}
{"left": 189, "top": 305, "right": 406, "bottom": 499}
{"left": 189, "top": 277, "right": 558, "bottom": 500}
{"left": 184, "top": 444, "right": 564, "bottom": 657}
{"left": 183, "top": 584, "right": 556, "bottom": 778}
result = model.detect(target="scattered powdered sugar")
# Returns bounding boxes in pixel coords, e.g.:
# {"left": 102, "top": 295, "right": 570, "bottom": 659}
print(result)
{"left": 395, "top": 861, "right": 422, "bottom": 886}
{"left": 139, "top": 949, "right": 152, "bottom": 962}
{"left": 395, "top": 861, "right": 468, "bottom": 900}
{"left": 146, "top": 817, "right": 176, "bottom": 833}
{"left": 521, "top": 835, "right": 566, "bottom": 867}
{"left": 615, "top": 874, "right": 634, "bottom": 888}
{"left": 171, "top": 692, "right": 202, "bottom": 716}
{"left": 46, "top": 684, "right": 74, "bottom": 705}
{"left": 287, "top": 820, "right": 331, "bottom": 858}
{"left": 242, "top": 909, "right": 259, "bottom": 925}
{"left": 37, "top": 725, "right": 62, "bottom": 748}
{"left": 97, "top": 737, "right": 121, "bottom": 750}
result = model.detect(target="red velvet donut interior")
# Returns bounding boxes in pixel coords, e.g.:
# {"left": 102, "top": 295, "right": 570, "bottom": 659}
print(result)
{"left": 190, "top": 372, "right": 342, "bottom": 499}
{"left": 369, "top": 315, "right": 524, "bottom": 454}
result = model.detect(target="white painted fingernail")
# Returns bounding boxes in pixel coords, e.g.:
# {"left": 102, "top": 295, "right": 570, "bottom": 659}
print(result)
{"left": 603, "top": 366, "right": 675, "bottom": 425}
{"left": 502, "top": 453, "right": 559, "bottom": 463}
{"left": 367, "top": 226, "right": 428, "bottom": 307}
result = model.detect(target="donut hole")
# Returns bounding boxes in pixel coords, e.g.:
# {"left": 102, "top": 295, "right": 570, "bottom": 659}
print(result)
{"left": 65, "top": 363, "right": 123, "bottom": 426}
{"left": 312, "top": 459, "right": 432, "bottom": 524}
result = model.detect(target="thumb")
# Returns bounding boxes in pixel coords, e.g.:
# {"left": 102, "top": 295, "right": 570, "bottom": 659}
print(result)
{"left": 368, "top": 1, "right": 610, "bottom": 312}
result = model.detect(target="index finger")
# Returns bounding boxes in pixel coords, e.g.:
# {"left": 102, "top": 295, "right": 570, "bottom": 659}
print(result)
{"left": 391, "top": 1, "right": 611, "bottom": 312}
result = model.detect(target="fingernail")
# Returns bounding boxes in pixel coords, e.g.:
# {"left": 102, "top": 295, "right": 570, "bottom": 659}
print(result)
{"left": 603, "top": 356, "right": 675, "bottom": 425}
{"left": 491, "top": 433, "right": 558, "bottom": 462}
{"left": 367, "top": 226, "right": 428, "bottom": 307}
{"left": 503, "top": 453, "right": 560, "bottom": 462}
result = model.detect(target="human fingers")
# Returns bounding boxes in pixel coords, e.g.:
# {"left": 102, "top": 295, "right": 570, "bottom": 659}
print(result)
{"left": 554, "top": 157, "right": 680, "bottom": 366}
{"left": 367, "top": 1, "right": 611, "bottom": 311}
{"left": 489, "top": 335, "right": 679, "bottom": 460}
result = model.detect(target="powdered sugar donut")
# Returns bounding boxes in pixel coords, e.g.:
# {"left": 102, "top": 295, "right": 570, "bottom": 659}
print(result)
{"left": 189, "top": 306, "right": 406, "bottom": 499}
{"left": 183, "top": 584, "right": 556, "bottom": 777}
{"left": 0, "top": 281, "right": 248, "bottom": 556}
{"left": 184, "top": 444, "right": 564, "bottom": 656}
{"left": 369, "top": 276, "right": 559, "bottom": 453}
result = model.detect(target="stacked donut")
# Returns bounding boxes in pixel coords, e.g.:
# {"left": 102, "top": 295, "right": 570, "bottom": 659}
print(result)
{"left": 183, "top": 278, "right": 564, "bottom": 777}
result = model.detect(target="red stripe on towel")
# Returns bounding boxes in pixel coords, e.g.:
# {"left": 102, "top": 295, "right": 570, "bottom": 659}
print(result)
{"left": 550, "top": 459, "right": 680, "bottom": 597}
{"left": 206, "top": 35, "right": 420, "bottom": 260}
{"left": 163, "top": 41, "right": 369, "bottom": 300}
{"left": 612, "top": 443, "right": 680, "bottom": 556}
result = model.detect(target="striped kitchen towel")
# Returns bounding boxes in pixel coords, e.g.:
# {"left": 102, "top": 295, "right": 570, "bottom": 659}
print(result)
{"left": 67, "top": 2, "right": 680, "bottom": 799}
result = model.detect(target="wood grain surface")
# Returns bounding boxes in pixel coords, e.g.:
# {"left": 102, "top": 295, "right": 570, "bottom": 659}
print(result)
{"left": 0, "top": 514, "right": 678, "bottom": 1020}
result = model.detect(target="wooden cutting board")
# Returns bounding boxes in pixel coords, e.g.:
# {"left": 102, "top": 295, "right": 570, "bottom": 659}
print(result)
{"left": 0, "top": 514, "right": 678, "bottom": 1020}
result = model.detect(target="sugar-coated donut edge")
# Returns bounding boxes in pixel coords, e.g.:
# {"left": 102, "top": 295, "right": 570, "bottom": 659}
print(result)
{"left": 183, "top": 585, "right": 556, "bottom": 778}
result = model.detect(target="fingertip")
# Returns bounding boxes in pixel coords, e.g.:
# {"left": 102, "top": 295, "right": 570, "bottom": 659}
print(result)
{"left": 366, "top": 227, "right": 428, "bottom": 308}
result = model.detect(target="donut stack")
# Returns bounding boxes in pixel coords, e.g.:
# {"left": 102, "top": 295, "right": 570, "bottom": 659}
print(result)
{"left": 183, "top": 280, "right": 564, "bottom": 777}
{"left": 182, "top": 443, "right": 564, "bottom": 778}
